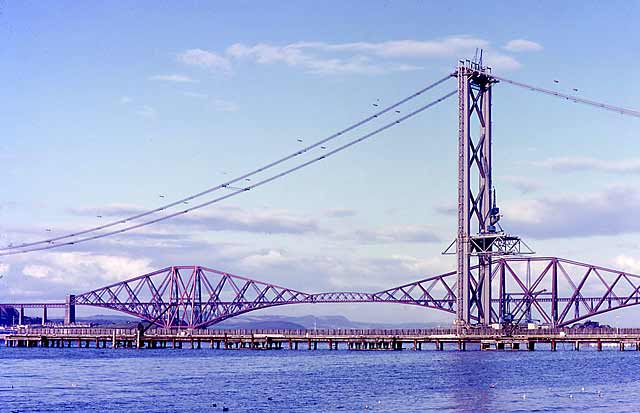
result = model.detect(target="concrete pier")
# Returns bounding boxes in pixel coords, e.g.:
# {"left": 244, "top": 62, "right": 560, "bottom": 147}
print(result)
{"left": 64, "top": 295, "right": 76, "bottom": 325}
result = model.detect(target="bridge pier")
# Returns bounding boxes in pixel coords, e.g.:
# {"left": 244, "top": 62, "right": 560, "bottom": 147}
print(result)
{"left": 64, "top": 295, "right": 76, "bottom": 325}
{"left": 42, "top": 306, "right": 47, "bottom": 325}
{"left": 18, "top": 307, "right": 24, "bottom": 325}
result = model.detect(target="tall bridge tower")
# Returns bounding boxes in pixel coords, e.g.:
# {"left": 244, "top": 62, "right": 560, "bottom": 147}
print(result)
{"left": 453, "top": 60, "right": 530, "bottom": 327}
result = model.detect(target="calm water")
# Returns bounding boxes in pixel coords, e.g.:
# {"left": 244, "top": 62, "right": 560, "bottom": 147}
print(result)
{"left": 2, "top": 346, "right": 640, "bottom": 412}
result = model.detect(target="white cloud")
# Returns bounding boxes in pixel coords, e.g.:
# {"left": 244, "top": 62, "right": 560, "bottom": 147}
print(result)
{"left": 482, "top": 51, "right": 522, "bottom": 71}
{"left": 182, "top": 35, "right": 523, "bottom": 76}
{"left": 138, "top": 105, "right": 157, "bottom": 118}
{"left": 241, "top": 249, "right": 289, "bottom": 269}
{"left": 226, "top": 42, "right": 419, "bottom": 75}
{"left": 326, "top": 254, "right": 451, "bottom": 290}
{"left": 351, "top": 225, "right": 441, "bottom": 244}
{"left": 390, "top": 254, "right": 448, "bottom": 274}
{"left": 501, "top": 175, "right": 542, "bottom": 194}
{"left": 23, "top": 264, "right": 51, "bottom": 279}
{"left": 535, "top": 156, "right": 640, "bottom": 174}
{"left": 503, "top": 185, "right": 640, "bottom": 239}
{"left": 504, "top": 39, "right": 543, "bottom": 52}
{"left": 178, "top": 49, "right": 231, "bottom": 73}
{"left": 72, "top": 204, "right": 319, "bottom": 235}
{"left": 290, "top": 37, "right": 490, "bottom": 58}
{"left": 149, "top": 74, "right": 197, "bottom": 83}
{"left": 21, "top": 252, "right": 154, "bottom": 286}
{"left": 235, "top": 247, "right": 452, "bottom": 291}
{"left": 120, "top": 96, "right": 132, "bottom": 104}
{"left": 614, "top": 255, "right": 640, "bottom": 274}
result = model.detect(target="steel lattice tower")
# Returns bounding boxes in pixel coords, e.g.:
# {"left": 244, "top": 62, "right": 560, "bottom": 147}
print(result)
{"left": 452, "top": 60, "right": 531, "bottom": 327}
{"left": 455, "top": 60, "right": 494, "bottom": 326}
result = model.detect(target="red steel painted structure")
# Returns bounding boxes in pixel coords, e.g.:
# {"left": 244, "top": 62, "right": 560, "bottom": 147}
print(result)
{"left": 4, "top": 256, "right": 636, "bottom": 329}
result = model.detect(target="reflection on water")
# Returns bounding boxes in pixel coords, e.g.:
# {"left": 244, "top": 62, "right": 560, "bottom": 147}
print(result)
{"left": 1, "top": 347, "right": 640, "bottom": 412}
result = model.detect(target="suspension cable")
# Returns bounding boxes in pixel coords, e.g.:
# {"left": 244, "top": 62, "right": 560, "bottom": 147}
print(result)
{"left": 1, "top": 75, "right": 454, "bottom": 252}
{"left": 492, "top": 74, "right": 640, "bottom": 118}
{"left": 1, "top": 90, "right": 456, "bottom": 256}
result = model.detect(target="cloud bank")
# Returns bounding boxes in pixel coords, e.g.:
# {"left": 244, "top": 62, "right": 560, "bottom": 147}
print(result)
{"left": 178, "top": 36, "right": 541, "bottom": 76}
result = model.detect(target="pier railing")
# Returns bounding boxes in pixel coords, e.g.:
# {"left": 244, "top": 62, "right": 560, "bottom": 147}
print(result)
{"left": 10, "top": 326, "right": 640, "bottom": 337}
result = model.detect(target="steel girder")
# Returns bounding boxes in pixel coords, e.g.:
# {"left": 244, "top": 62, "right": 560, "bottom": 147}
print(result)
{"left": 67, "top": 257, "right": 640, "bottom": 329}
{"left": 72, "top": 266, "right": 459, "bottom": 329}
{"left": 493, "top": 257, "right": 640, "bottom": 327}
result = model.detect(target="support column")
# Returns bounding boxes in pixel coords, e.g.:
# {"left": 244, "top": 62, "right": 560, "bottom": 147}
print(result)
{"left": 18, "top": 307, "right": 24, "bottom": 325}
{"left": 42, "top": 306, "right": 48, "bottom": 325}
{"left": 455, "top": 61, "right": 495, "bottom": 327}
{"left": 65, "top": 295, "right": 76, "bottom": 325}
{"left": 551, "top": 260, "right": 559, "bottom": 327}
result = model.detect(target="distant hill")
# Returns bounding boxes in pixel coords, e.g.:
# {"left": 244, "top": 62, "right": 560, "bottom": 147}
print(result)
{"left": 7, "top": 311, "right": 449, "bottom": 330}
{"left": 212, "top": 314, "right": 448, "bottom": 330}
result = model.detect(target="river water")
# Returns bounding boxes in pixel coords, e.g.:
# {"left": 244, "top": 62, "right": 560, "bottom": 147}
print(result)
{"left": 1, "top": 346, "right": 640, "bottom": 412}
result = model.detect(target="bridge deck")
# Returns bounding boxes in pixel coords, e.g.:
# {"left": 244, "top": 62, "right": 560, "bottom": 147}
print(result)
{"left": 4, "top": 327, "right": 640, "bottom": 351}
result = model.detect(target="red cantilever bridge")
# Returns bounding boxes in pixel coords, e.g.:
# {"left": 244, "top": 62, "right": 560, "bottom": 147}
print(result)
{"left": 4, "top": 256, "right": 640, "bottom": 329}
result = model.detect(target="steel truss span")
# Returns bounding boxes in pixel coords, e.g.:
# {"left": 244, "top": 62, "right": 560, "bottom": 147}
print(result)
{"left": 72, "top": 266, "right": 458, "bottom": 329}
{"left": 66, "top": 257, "right": 640, "bottom": 329}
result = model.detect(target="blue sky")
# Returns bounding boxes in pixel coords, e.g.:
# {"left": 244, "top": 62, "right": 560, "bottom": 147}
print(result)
{"left": 1, "top": 1, "right": 639, "bottom": 325}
